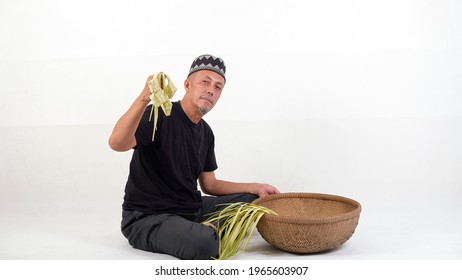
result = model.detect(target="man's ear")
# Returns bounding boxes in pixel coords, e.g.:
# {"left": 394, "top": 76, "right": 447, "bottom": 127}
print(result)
{"left": 184, "top": 78, "right": 190, "bottom": 91}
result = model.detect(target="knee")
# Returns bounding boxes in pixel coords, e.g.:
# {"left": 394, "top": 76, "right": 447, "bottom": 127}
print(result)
{"left": 237, "top": 193, "right": 259, "bottom": 204}
{"left": 186, "top": 227, "right": 219, "bottom": 260}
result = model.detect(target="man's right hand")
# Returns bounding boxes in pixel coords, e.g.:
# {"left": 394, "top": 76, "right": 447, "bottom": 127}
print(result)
{"left": 140, "top": 75, "right": 155, "bottom": 102}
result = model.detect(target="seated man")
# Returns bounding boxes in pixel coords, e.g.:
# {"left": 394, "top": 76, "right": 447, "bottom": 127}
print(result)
{"left": 108, "top": 54, "right": 279, "bottom": 259}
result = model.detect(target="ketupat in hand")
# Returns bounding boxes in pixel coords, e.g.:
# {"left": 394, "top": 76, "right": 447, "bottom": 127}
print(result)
{"left": 148, "top": 72, "right": 177, "bottom": 141}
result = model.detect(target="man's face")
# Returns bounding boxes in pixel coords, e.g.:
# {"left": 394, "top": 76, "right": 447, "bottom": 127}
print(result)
{"left": 185, "top": 70, "right": 225, "bottom": 116}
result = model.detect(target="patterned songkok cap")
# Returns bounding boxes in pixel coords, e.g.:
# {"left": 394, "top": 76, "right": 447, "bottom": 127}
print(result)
{"left": 188, "top": 54, "right": 226, "bottom": 82}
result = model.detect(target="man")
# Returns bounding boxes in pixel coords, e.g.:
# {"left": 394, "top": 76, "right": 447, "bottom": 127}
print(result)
{"left": 108, "top": 54, "right": 279, "bottom": 260}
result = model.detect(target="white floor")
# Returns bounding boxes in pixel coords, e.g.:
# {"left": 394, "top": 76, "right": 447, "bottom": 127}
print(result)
{"left": 1, "top": 118, "right": 461, "bottom": 260}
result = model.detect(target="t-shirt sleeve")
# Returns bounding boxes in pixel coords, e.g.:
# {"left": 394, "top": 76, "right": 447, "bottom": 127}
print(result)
{"left": 203, "top": 131, "right": 218, "bottom": 172}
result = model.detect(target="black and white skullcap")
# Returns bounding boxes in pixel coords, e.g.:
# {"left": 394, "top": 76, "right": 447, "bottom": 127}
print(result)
{"left": 188, "top": 54, "right": 226, "bottom": 82}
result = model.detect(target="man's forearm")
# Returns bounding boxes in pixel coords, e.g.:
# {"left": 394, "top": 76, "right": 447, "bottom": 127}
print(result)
{"left": 108, "top": 94, "right": 149, "bottom": 151}
{"left": 205, "top": 179, "right": 259, "bottom": 196}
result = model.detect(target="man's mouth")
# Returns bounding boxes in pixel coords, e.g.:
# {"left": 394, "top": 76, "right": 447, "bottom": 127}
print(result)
{"left": 200, "top": 97, "right": 214, "bottom": 105}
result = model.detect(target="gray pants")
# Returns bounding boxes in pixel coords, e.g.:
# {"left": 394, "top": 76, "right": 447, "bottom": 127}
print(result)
{"left": 121, "top": 193, "right": 258, "bottom": 260}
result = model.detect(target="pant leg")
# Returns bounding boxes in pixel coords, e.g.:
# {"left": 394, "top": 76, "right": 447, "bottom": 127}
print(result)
{"left": 121, "top": 210, "right": 219, "bottom": 260}
{"left": 198, "top": 193, "right": 259, "bottom": 223}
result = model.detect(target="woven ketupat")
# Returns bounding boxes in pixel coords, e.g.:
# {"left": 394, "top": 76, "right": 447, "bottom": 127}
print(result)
{"left": 254, "top": 193, "right": 361, "bottom": 253}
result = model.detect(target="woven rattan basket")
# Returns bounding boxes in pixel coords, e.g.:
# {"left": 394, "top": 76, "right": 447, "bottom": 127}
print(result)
{"left": 253, "top": 192, "right": 361, "bottom": 254}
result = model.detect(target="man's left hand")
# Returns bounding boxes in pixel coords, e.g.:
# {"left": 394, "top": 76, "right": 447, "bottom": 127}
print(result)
{"left": 256, "top": 184, "right": 280, "bottom": 197}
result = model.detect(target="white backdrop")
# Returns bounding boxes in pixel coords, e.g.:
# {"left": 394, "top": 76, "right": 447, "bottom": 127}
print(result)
{"left": 1, "top": 0, "right": 461, "bottom": 260}
{"left": 1, "top": 0, "right": 461, "bottom": 126}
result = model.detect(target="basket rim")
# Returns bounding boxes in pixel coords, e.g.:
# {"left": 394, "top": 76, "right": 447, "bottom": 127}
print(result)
{"left": 253, "top": 192, "right": 362, "bottom": 225}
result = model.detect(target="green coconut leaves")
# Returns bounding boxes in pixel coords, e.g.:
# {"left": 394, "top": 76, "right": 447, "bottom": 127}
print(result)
{"left": 203, "top": 202, "right": 277, "bottom": 260}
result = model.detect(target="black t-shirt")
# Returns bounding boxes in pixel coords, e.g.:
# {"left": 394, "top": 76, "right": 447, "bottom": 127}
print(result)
{"left": 122, "top": 101, "right": 218, "bottom": 215}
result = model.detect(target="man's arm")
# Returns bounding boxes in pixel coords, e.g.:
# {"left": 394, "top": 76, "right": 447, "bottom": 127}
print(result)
{"left": 199, "top": 171, "right": 280, "bottom": 198}
{"left": 108, "top": 76, "right": 153, "bottom": 152}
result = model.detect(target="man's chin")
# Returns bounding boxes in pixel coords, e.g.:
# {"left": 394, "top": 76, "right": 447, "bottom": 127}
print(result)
{"left": 197, "top": 107, "right": 209, "bottom": 116}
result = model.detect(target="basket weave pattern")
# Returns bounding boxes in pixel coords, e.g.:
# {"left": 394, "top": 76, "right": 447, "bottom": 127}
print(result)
{"left": 254, "top": 193, "right": 361, "bottom": 254}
